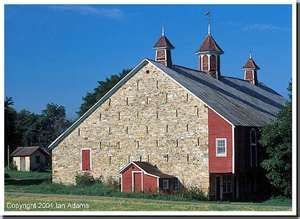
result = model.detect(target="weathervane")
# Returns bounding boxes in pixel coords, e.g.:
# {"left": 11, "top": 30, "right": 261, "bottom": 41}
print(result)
{"left": 205, "top": 11, "right": 211, "bottom": 35}
{"left": 162, "top": 25, "right": 165, "bottom": 36}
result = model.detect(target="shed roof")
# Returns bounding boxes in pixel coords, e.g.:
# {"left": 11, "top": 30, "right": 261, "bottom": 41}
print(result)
{"left": 120, "top": 161, "right": 175, "bottom": 178}
{"left": 11, "top": 146, "right": 50, "bottom": 157}
{"left": 48, "top": 59, "right": 286, "bottom": 150}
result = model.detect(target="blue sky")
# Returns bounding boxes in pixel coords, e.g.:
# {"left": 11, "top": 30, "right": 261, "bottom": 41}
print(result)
{"left": 5, "top": 5, "right": 292, "bottom": 119}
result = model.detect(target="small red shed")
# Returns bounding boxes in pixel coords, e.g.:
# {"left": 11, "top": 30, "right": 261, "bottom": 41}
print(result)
{"left": 120, "top": 161, "right": 178, "bottom": 194}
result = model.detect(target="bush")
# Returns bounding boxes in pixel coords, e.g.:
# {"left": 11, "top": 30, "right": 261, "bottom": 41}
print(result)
{"left": 75, "top": 172, "right": 95, "bottom": 186}
{"left": 106, "top": 176, "right": 120, "bottom": 189}
{"left": 180, "top": 186, "right": 208, "bottom": 201}
{"left": 8, "top": 162, "right": 17, "bottom": 171}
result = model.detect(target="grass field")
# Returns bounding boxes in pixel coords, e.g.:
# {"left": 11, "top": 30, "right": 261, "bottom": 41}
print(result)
{"left": 5, "top": 169, "right": 51, "bottom": 180}
{"left": 4, "top": 171, "right": 292, "bottom": 211}
{"left": 5, "top": 192, "right": 292, "bottom": 211}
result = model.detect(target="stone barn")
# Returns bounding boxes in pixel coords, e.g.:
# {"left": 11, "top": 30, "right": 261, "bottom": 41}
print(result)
{"left": 48, "top": 25, "right": 285, "bottom": 200}
{"left": 11, "top": 146, "right": 50, "bottom": 171}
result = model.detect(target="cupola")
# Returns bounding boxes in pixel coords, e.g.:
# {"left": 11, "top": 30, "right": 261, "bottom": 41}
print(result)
{"left": 153, "top": 27, "right": 174, "bottom": 68}
{"left": 242, "top": 55, "right": 260, "bottom": 85}
{"left": 196, "top": 13, "right": 223, "bottom": 79}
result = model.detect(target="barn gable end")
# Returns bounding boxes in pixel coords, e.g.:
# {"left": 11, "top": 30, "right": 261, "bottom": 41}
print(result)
{"left": 51, "top": 61, "right": 210, "bottom": 191}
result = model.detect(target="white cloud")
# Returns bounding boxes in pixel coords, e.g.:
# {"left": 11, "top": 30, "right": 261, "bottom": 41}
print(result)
{"left": 48, "top": 5, "right": 123, "bottom": 19}
{"left": 242, "top": 24, "right": 289, "bottom": 32}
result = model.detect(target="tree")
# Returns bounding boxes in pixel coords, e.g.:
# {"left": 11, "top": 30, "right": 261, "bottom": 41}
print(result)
{"left": 260, "top": 82, "right": 292, "bottom": 197}
{"left": 15, "top": 109, "right": 40, "bottom": 146}
{"left": 4, "top": 97, "right": 22, "bottom": 167}
{"left": 77, "top": 69, "right": 131, "bottom": 117}
{"left": 38, "top": 103, "right": 71, "bottom": 146}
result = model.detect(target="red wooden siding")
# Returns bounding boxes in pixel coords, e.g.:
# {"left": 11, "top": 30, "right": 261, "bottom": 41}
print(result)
{"left": 143, "top": 174, "right": 158, "bottom": 193}
{"left": 121, "top": 163, "right": 158, "bottom": 193}
{"left": 81, "top": 149, "right": 90, "bottom": 171}
{"left": 208, "top": 109, "right": 233, "bottom": 173}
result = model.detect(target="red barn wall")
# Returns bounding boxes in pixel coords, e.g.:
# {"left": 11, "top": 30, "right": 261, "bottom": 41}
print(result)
{"left": 143, "top": 174, "right": 158, "bottom": 193}
{"left": 208, "top": 109, "right": 233, "bottom": 173}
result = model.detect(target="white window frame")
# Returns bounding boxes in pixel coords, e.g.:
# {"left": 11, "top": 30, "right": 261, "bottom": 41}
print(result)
{"left": 216, "top": 138, "right": 227, "bottom": 157}
{"left": 80, "top": 148, "right": 92, "bottom": 172}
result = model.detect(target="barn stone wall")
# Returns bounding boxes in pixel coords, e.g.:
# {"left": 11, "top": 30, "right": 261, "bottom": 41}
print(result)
{"left": 52, "top": 62, "right": 209, "bottom": 192}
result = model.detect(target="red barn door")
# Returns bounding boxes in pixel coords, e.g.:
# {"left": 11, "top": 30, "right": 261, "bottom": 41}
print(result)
{"left": 133, "top": 172, "right": 142, "bottom": 192}
{"left": 81, "top": 149, "right": 90, "bottom": 171}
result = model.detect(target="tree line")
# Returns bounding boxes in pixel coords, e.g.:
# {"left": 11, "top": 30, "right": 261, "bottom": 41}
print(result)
{"left": 4, "top": 98, "right": 71, "bottom": 166}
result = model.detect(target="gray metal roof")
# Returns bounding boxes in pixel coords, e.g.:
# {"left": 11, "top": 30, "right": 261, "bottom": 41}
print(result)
{"left": 149, "top": 60, "right": 285, "bottom": 126}
{"left": 48, "top": 59, "right": 285, "bottom": 150}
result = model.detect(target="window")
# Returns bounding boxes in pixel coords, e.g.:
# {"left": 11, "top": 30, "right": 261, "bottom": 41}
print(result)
{"left": 174, "top": 179, "right": 180, "bottom": 190}
{"left": 216, "top": 138, "right": 227, "bottom": 157}
{"left": 210, "top": 55, "right": 216, "bottom": 71}
{"left": 202, "top": 55, "right": 208, "bottom": 71}
{"left": 250, "top": 129, "right": 257, "bottom": 144}
{"left": 250, "top": 129, "right": 258, "bottom": 167}
{"left": 81, "top": 149, "right": 91, "bottom": 171}
{"left": 35, "top": 155, "right": 40, "bottom": 164}
{"left": 162, "top": 179, "right": 169, "bottom": 189}
{"left": 223, "top": 175, "right": 232, "bottom": 193}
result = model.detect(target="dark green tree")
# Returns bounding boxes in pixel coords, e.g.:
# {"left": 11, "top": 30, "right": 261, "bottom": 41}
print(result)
{"left": 38, "top": 103, "right": 71, "bottom": 146}
{"left": 4, "top": 97, "right": 22, "bottom": 167}
{"left": 260, "top": 82, "right": 292, "bottom": 197}
{"left": 77, "top": 69, "right": 131, "bottom": 117}
{"left": 15, "top": 109, "right": 40, "bottom": 146}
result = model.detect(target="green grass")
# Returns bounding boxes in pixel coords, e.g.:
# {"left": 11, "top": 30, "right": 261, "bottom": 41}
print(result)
{"left": 5, "top": 182, "right": 206, "bottom": 202}
{"left": 5, "top": 169, "right": 51, "bottom": 180}
{"left": 5, "top": 192, "right": 292, "bottom": 211}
